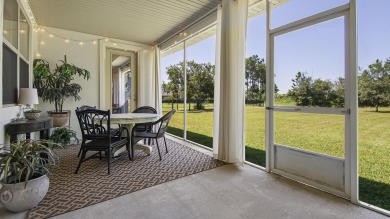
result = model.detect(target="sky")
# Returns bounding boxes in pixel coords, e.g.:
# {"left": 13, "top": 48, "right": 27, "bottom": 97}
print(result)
{"left": 161, "top": 0, "right": 390, "bottom": 94}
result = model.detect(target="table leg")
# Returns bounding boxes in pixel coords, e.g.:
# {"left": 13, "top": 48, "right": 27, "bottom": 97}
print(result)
{"left": 10, "top": 134, "right": 17, "bottom": 143}
{"left": 40, "top": 129, "right": 50, "bottom": 140}
{"left": 112, "top": 123, "right": 153, "bottom": 157}
{"left": 134, "top": 143, "right": 152, "bottom": 155}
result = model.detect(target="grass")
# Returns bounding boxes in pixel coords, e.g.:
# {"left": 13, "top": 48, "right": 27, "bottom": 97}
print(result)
{"left": 163, "top": 102, "right": 390, "bottom": 211}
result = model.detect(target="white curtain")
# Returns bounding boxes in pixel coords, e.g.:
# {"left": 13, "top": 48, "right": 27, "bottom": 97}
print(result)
{"left": 213, "top": 0, "right": 248, "bottom": 163}
{"left": 154, "top": 47, "right": 162, "bottom": 115}
{"left": 112, "top": 70, "right": 119, "bottom": 105}
{"left": 137, "top": 47, "right": 162, "bottom": 114}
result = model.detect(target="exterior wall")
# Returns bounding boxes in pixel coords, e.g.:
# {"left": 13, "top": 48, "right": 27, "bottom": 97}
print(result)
{"left": 35, "top": 26, "right": 101, "bottom": 138}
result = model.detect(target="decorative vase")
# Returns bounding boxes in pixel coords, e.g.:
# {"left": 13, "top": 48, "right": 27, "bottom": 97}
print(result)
{"left": 48, "top": 111, "right": 70, "bottom": 127}
{"left": 0, "top": 174, "right": 49, "bottom": 212}
{"left": 24, "top": 112, "right": 41, "bottom": 120}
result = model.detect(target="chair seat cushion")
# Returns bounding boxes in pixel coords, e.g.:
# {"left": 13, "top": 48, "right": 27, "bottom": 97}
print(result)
{"left": 84, "top": 137, "right": 128, "bottom": 151}
{"left": 134, "top": 131, "right": 157, "bottom": 138}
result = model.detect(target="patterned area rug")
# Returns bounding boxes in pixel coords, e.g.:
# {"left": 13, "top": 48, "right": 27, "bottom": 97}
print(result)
{"left": 28, "top": 139, "right": 224, "bottom": 218}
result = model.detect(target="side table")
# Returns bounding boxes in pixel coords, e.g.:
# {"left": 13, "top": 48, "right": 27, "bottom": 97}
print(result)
{"left": 5, "top": 117, "right": 53, "bottom": 142}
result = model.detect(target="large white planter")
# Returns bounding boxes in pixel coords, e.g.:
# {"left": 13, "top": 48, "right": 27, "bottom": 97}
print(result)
{"left": 0, "top": 174, "right": 49, "bottom": 212}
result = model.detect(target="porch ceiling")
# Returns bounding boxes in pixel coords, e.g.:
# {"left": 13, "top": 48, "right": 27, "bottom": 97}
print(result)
{"left": 28, "top": 0, "right": 219, "bottom": 45}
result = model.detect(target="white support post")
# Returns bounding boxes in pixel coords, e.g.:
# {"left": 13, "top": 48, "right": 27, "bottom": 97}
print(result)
{"left": 265, "top": 0, "right": 273, "bottom": 172}
{"left": 348, "top": 0, "right": 358, "bottom": 204}
{"left": 183, "top": 41, "right": 187, "bottom": 140}
{"left": 0, "top": 0, "right": 3, "bottom": 108}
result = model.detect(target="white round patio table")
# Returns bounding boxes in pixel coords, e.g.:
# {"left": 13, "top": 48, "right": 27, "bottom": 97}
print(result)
{"left": 110, "top": 113, "right": 161, "bottom": 156}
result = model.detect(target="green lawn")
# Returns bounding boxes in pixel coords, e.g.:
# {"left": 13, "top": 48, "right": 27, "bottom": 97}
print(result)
{"left": 163, "top": 103, "right": 390, "bottom": 210}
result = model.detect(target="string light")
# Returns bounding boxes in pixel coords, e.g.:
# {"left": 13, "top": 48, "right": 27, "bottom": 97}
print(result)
{"left": 35, "top": 26, "right": 142, "bottom": 52}
{"left": 36, "top": 53, "right": 41, "bottom": 57}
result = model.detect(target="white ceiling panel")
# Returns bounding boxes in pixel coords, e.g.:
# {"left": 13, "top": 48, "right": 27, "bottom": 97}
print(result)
{"left": 29, "top": 0, "right": 219, "bottom": 45}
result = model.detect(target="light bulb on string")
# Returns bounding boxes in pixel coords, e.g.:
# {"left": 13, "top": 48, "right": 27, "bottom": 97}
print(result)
{"left": 65, "top": 39, "right": 69, "bottom": 43}
{"left": 49, "top": 34, "right": 54, "bottom": 38}
{"left": 79, "top": 42, "right": 84, "bottom": 45}
{"left": 40, "top": 41, "right": 45, "bottom": 45}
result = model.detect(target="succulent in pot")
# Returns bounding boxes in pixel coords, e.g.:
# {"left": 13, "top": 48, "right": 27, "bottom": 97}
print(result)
{"left": 23, "top": 109, "right": 42, "bottom": 120}
{"left": 0, "top": 139, "right": 59, "bottom": 212}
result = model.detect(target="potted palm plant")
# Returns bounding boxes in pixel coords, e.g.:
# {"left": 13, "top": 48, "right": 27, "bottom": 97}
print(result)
{"left": 33, "top": 55, "right": 90, "bottom": 127}
{"left": 0, "top": 139, "right": 58, "bottom": 212}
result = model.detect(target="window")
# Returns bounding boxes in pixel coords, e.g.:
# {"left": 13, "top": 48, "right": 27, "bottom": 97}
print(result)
{"left": 2, "top": 44, "right": 17, "bottom": 104}
{"left": 160, "top": 27, "right": 216, "bottom": 147}
{"left": 2, "top": 0, "right": 31, "bottom": 105}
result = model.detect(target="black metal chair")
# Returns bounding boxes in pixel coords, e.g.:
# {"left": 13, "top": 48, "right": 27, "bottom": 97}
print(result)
{"left": 75, "top": 106, "right": 96, "bottom": 157}
{"left": 75, "top": 109, "right": 130, "bottom": 174}
{"left": 75, "top": 105, "right": 121, "bottom": 157}
{"left": 132, "top": 106, "right": 157, "bottom": 144}
{"left": 131, "top": 109, "right": 175, "bottom": 160}
{"left": 132, "top": 106, "right": 157, "bottom": 114}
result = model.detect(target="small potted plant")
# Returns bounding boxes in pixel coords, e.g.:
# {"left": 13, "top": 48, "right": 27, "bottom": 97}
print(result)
{"left": 23, "top": 109, "right": 42, "bottom": 120}
{"left": 0, "top": 139, "right": 59, "bottom": 212}
{"left": 33, "top": 55, "right": 90, "bottom": 127}
{"left": 50, "top": 127, "right": 79, "bottom": 147}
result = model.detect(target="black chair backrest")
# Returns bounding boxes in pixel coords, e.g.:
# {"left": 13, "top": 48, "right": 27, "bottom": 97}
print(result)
{"left": 76, "top": 105, "right": 96, "bottom": 111}
{"left": 75, "top": 109, "right": 111, "bottom": 139}
{"left": 133, "top": 106, "right": 157, "bottom": 114}
{"left": 157, "top": 109, "right": 175, "bottom": 137}
{"left": 112, "top": 107, "right": 121, "bottom": 114}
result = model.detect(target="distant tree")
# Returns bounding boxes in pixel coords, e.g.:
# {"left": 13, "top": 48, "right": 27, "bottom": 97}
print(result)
{"left": 288, "top": 72, "right": 313, "bottom": 106}
{"left": 187, "top": 61, "right": 214, "bottom": 109}
{"left": 165, "top": 63, "right": 184, "bottom": 110}
{"left": 245, "top": 55, "right": 266, "bottom": 104}
{"left": 332, "top": 77, "right": 345, "bottom": 108}
{"left": 165, "top": 61, "right": 214, "bottom": 110}
{"left": 288, "top": 72, "right": 342, "bottom": 107}
{"left": 162, "top": 81, "right": 174, "bottom": 109}
{"left": 311, "top": 79, "right": 335, "bottom": 107}
{"left": 358, "top": 59, "right": 390, "bottom": 111}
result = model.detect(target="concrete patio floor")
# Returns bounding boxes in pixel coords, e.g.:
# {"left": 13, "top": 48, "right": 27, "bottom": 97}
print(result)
{"left": 0, "top": 136, "right": 387, "bottom": 219}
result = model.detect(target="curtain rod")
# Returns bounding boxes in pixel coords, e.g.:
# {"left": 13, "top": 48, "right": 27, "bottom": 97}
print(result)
{"left": 157, "top": 0, "right": 265, "bottom": 47}
{"left": 157, "top": 5, "right": 218, "bottom": 47}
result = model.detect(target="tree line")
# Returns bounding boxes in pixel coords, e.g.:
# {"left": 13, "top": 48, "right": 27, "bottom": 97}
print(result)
{"left": 288, "top": 58, "right": 390, "bottom": 111}
{"left": 162, "top": 55, "right": 390, "bottom": 112}
{"left": 162, "top": 55, "right": 272, "bottom": 110}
